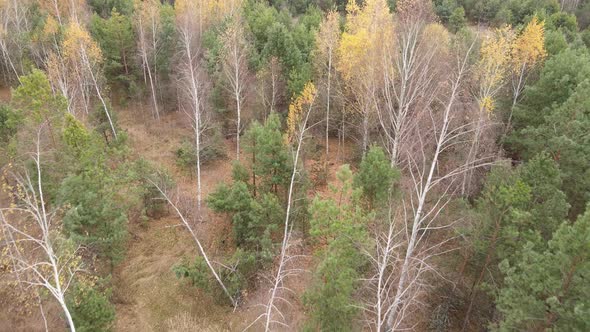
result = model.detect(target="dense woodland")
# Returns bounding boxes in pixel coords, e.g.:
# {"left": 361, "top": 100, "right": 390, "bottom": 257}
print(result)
{"left": 0, "top": 0, "right": 589, "bottom": 331}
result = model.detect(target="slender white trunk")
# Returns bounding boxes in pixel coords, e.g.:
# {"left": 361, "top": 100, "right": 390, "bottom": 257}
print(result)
{"left": 325, "top": 50, "right": 332, "bottom": 157}
{"left": 153, "top": 184, "right": 236, "bottom": 306}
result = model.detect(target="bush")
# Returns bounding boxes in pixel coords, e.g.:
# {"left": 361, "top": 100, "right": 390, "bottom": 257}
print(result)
{"left": 175, "top": 140, "right": 197, "bottom": 171}
{"left": 68, "top": 283, "right": 115, "bottom": 332}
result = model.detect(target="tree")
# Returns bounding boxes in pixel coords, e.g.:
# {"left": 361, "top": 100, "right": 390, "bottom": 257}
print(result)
{"left": 462, "top": 26, "right": 513, "bottom": 195}
{"left": 58, "top": 118, "right": 128, "bottom": 264}
{"left": 67, "top": 283, "right": 116, "bottom": 332}
{"left": 461, "top": 154, "right": 569, "bottom": 329}
{"left": 315, "top": 9, "right": 341, "bottom": 157}
{"left": 494, "top": 205, "right": 590, "bottom": 331}
{"left": 449, "top": 6, "right": 466, "bottom": 32}
{"left": 305, "top": 165, "right": 371, "bottom": 331}
{"left": 387, "top": 41, "right": 491, "bottom": 330}
{"left": 175, "top": 0, "right": 207, "bottom": 211}
{"left": 507, "top": 16, "right": 547, "bottom": 128}
{"left": 135, "top": 0, "right": 163, "bottom": 119}
{"left": 247, "top": 83, "right": 317, "bottom": 331}
{"left": 220, "top": 12, "right": 250, "bottom": 160}
{"left": 1, "top": 127, "right": 79, "bottom": 332}
{"left": 150, "top": 180, "right": 238, "bottom": 307}
{"left": 353, "top": 145, "right": 399, "bottom": 208}
{"left": 12, "top": 69, "right": 67, "bottom": 146}
{"left": 62, "top": 22, "right": 118, "bottom": 139}
{"left": 90, "top": 9, "right": 136, "bottom": 90}
{"left": 507, "top": 48, "right": 590, "bottom": 216}
{"left": 337, "top": 0, "right": 392, "bottom": 154}
{"left": 380, "top": 5, "right": 445, "bottom": 166}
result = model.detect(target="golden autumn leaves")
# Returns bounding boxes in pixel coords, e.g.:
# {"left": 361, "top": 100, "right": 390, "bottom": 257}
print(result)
{"left": 478, "top": 17, "right": 547, "bottom": 114}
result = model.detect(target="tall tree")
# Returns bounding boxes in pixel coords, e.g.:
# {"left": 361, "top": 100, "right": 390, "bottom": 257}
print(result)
{"left": 462, "top": 26, "right": 513, "bottom": 195}
{"left": 220, "top": 12, "right": 250, "bottom": 160}
{"left": 507, "top": 16, "right": 547, "bottom": 128}
{"left": 1, "top": 127, "right": 79, "bottom": 332}
{"left": 62, "top": 22, "right": 118, "bottom": 139}
{"left": 494, "top": 206, "right": 590, "bottom": 331}
{"left": 135, "top": 0, "right": 163, "bottom": 119}
{"left": 315, "top": 10, "right": 340, "bottom": 157}
{"left": 337, "top": 0, "right": 392, "bottom": 154}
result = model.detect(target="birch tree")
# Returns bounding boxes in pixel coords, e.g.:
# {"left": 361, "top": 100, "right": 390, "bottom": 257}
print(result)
{"left": 316, "top": 10, "right": 340, "bottom": 157}
{"left": 61, "top": 22, "right": 117, "bottom": 139}
{"left": 257, "top": 56, "right": 284, "bottom": 119}
{"left": 220, "top": 12, "right": 249, "bottom": 160}
{"left": 0, "top": 0, "right": 35, "bottom": 83}
{"left": 150, "top": 181, "right": 238, "bottom": 307}
{"left": 386, "top": 41, "right": 493, "bottom": 330}
{"left": 507, "top": 16, "right": 546, "bottom": 128}
{"left": 462, "top": 27, "right": 513, "bottom": 195}
{"left": 337, "top": 0, "right": 392, "bottom": 154}
{"left": 246, "top": 83, "right": 317, "bottom": 331}
{"left": 0, "top": 126, "right": 80, "bottom": 332}
{"left": 175, "top": 0, "right": 209, "bottom": 211}
{"left": 135, "top": 0, "right": 162, "bottom": 120}
{"left": 379, "top": 1, "right": 442, "bottom": 166}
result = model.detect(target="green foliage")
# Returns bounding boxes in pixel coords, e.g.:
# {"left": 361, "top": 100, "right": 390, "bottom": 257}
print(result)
{"left": 546, "top": 11, "right": 579, "bottom": 40}
{"left": 544, "top": 29, "right": 569, "bottom": 55}
{"left": 0, "top": 104, "right": 20, "bottom": 142}
{"left": 89, "top": 9, "right": 136, "bottom": 92}
{"left": 68, "top": 282, "right": 116, "bottom": 332}
{"left": 473, "top": 154, "right": 568, "bottom": 266}
{"left": 208, "top": 174, "right": 282, "bottom": 255}
{"left": 59, "top": 171, "right": 129, "bottom": 264}
{"left": 507, "top": 48, "right": 590, "bottom": 216}
{"left": 353, "top": 146, "right": 400, "bottom": 208}
{"left": 457, "top": 0, "right": 559, "bottom": 26}
{"left": 305, "top": 165, "right": 371, "bottom": 330}
{"left": 174, "top": 256, "right": 211, "bottom": 291}
{"left": 434, "top": 0, "right": 460, "bottom": 23}
{"left": 449, "top": 7, "right": 467, "bottom": 33}
{"left": 62, "top": 114, "right": 91, "bottom": 157}
{"left": 494, "top": 206, "right": 590, "bottom": 331}
{"left": 175, "top": 140, "right": 197, "bottom": 171}
{"left": 244, "top": 113, "right": 291, "bottom": 195}
{"left": 88, "top": 0, "right": 134, "bottom": 17}
{"left": 244, "top": 1, "right": 320, "bottom": 96}
{"left": 12, "top": 69, "right": 67, "bottom": 126}
{"left": 174, "top": 248, "right": 257, "bottom": 304}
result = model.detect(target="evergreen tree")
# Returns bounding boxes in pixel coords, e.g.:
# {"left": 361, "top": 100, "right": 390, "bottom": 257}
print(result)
{"left": 494, "top": 205, "right": 590, "bottom": 331}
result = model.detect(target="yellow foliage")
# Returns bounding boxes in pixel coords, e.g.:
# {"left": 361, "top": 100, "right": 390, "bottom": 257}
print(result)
{"left": 316, "top": 10, "right": 341, "bottom": 61}
{"left": 337, "top": 0, "right": 393, "bottom": 83}
{"left": 63, "top": 22, "right": 103, "bottom": 64}
{"left": 511, "top": 16, "right": 546, "bottom": 69}
{"left": 422, "top": 23, "right": 450, "bottom": 55}
{"left": 42, "top": 16, "right": 60, "bottom": 39}
{"left": 480, "top": 96, "right": 495, "bottom": 113}
{"left": 287, "top": 82, "right": 317, "bottom": 142}
{"left": 476, "top": 26, "right": 514, "bottom": 112}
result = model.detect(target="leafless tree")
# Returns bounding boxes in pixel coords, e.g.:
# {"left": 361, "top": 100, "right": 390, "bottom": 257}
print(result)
{"left": 386, "top": 41, "right": 495, "bottom": 330}
{"left": 176, "top": 1, "right": 207, "bottom": 211}
{"left": 316, "top": 10, "right": 340, "bottom": 157}
{"left": 150, "top": 181, "right": 238, "bottom": 307}
{"left": 0, "top": 0, "right": 30, "bottom": 83}
{"left": 257, "top": 56, "right": 284, "bottom": 120}
{"left": 136, "top": 0, "right": 163, "bottom": 120}
{"left": 379, "top": 6, "right": 440, "bottom": 167}
{"left": 246, "top": 85, "right": 317, "bottom": 332}
{"left": 220, "top": 12, "right": 250, "bottom": 160}
{"left": 0, "top": 126, "right": 80, "bottom": 332}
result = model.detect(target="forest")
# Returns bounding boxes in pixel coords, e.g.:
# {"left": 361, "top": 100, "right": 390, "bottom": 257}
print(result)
{"left": 0, "top": 0, "right": 589, "bottom": 331}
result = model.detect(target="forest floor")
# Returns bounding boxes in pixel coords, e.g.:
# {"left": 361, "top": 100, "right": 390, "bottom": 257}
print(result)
{"left": 112, "top": 104, "right": 352, "bottom": 331}
{"left": 0, "top": 86, "right": 356, "bottom": 331}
